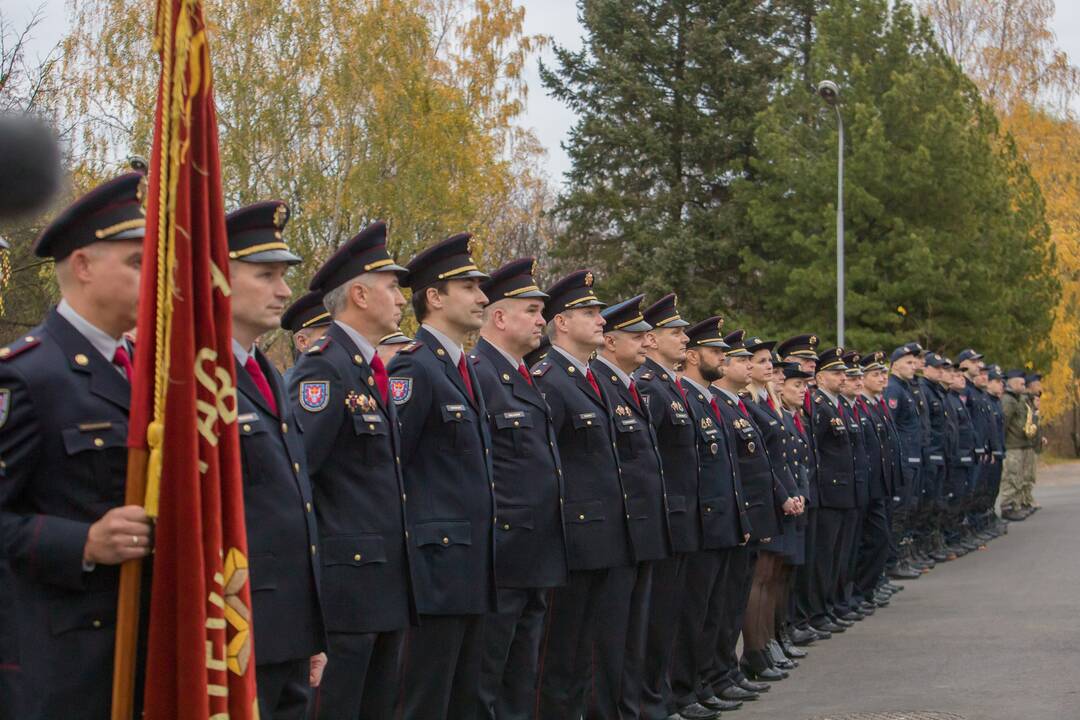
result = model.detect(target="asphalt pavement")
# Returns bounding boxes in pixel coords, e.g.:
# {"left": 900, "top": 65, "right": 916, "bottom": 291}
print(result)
{"left": 735, "top": 462, "right": 1080, "bottom": 720}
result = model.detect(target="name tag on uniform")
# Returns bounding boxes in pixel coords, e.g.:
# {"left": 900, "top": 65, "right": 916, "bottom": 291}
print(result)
{"left": 445, "top": 404, "right": 467, "bottom": 412}
{"left": 361, "top": 414, "right": 382, "bottom": 423}
{"left": 502, "top": 410, "right": 525, "bottom": 419}
{"left": 237, "top": 412, "right": 258, "bottom": 423}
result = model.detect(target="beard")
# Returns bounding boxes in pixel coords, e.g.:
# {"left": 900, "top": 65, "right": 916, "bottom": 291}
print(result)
{"left": 701, "top": 363, "right": 722, "bottom": 383}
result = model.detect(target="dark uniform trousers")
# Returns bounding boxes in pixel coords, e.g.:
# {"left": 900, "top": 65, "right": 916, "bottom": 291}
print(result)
{"left": 237, "top": 349, "right": 325, "bottom": 720}
{"left": 836, "top": 398, "right": 869, "bottom": 613}
{"left": 290, "top": 324, "right": 416, "bottom": 720}
{"left": 634, "top": 360, "right": 702, "bottom": 720}
{"left": 388, "top": 328, "right": 498, "bottom": 720}
{"left": 701, "top": 547, "right": 755, "bottom": 695}
{"left": 471, "top": 339, "right": 568, "bottom": 720}
{"left": 668, "top": 381, "right": 748, "bottom": 709}
{"left": 808, "top": 390, "right": 856, "bottom": 624}
{"left": 531, "top": 350, "right": 634, "bottom": 720}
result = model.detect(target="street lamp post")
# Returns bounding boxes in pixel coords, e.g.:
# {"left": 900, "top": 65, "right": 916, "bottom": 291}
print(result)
{"left": 817, "top": 80, "right": 844, "bottom": 347}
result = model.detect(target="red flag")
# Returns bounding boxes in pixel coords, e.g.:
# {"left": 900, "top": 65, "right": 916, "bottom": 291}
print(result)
{"left": 120, "top": 0, "right": 257, "bottom": 716}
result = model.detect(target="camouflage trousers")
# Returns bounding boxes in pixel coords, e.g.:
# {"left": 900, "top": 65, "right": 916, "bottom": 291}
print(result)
{"left": 999, "top": 448, "right": 1037, "bottom": 509}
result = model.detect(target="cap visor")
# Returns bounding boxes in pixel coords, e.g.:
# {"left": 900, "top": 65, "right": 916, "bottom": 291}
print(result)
{"left": 607, "top": 319, "right": 653, "bottom": 334}
{"left": 451, "top": 269, "right": 491, "bottom": 281}
{"left": 510, "top": 288, "right": 550, "bottom": 299}
{"left": 726, "top": 349, "right": 753, "bottom": 357}
{"left": 694, "top": 339, "right": 730, "bottom": 349}
{"left": 660, "top": 318, "right": 690, "bottom": 328}
{"left": 241, "top": 248, "right": 303, "bottom": 265}
{"left": 374, "top": 262, "right": 409, "bottom": 275}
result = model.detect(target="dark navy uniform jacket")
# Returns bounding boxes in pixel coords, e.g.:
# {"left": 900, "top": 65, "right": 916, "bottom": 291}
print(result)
{"left": 910, "top": 376, "right": 932, "bottom": 463}
{"left": 0, "top": 310, "right": 134, "bottom": 719}
{"left": 810, "top": 389, "right": 856, "bottom": 509}
{"left": 778, "top": 408, "right": 814, "bottom": 503}
{"left": 987, "top": 395, "right": 1006, "bottom": 461}
{"left": 843, "top": 397, "right": 871, "bottom": 507}
{"left": 856, "top": 396, "right": 890, "bottom": 501}
{"left": 964, "top": 385, "right": 993, "bottom": 460}
{"left": 636, "top": 359, "right": 700, "bottom": 554}
{"left": 387, "top": 327, "right": 496, "bottom": 615}
{"left": 884, "top": 376, "right": 923, "bottom": 477}
{"left": 747, "top": 394, "right": 800, "bottom": 502}
{"left": 593, "top": 358, "right": 670, "bottom": 563}
{"left": 711, "top": 388, "right": 786, "bottom": 541}
{"left": 680, "top": 379, "right": 749, "bottom": 548}
{"left": 945, "top": 391, "right": 976, "bottom": 469}
{"left": 873, "top": 396, "right": 903, "bottom": 498}
{"left": 920, "top": 378, "right": 949, "bottom": 470}
{"left": 532, "top": 348, "right": 633, "bottom": 570}
{"left": 288, "top": 322, "right": 416, "bottom": 632}
{"left": 236, "top": 347, "right": 325, "bottom": 663}
{"left": 471, "top": 338, "right": 568, "bottom": 589}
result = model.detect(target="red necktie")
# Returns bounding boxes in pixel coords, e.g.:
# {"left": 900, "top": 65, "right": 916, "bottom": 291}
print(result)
{"left": 585, "top": 367, "right": 602, "bottom": 398}
{"left": 793, "top": 412, "right": 806, "bottom": 435}
{"left": 370, "top": 353, "right": 389, "bottom": 405}
{"left": 244, "top": 355, "right": 279, "bottom": 416}
{"left": 112, "top": 345, "right": 133, "bottom": 382}
{"left": 710, "top": 397, "right": 722, "bottom": 422}
{"left": 766, "top": 394, "right": 777, "bottom": 412}
{"left": 676, "top": 379, "right": 689, "bottom": 405}
{"left": 629, "top": 380, "right": 642, "bottom": 409}
{"left": 803, "top": 389, "right": 812, "bottom": 414}
{"left": 837, "top": 400, "right": 845, "bottom": 419}
{"left": 518, "top": 362, "right": 532, "bottom": 386}
{"left": 738, "top": 399, "right": 750, "bottom": 417}
{"left": 879, "top": 397, "right": 891, "bottom": 418}
{"left": 457, "top": 353, "right": 476, "bottom": 403}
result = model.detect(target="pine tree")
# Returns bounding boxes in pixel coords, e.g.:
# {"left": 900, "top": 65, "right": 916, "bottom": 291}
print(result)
{"left": 542, "top": 0, "right": 801, "bottom": 317}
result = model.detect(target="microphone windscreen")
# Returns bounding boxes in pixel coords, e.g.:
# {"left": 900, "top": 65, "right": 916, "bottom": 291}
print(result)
{"left": 0, "top": 115, "right": 63, "bottom": 220}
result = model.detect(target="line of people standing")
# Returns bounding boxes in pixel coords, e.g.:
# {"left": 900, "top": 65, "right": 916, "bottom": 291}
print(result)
{"left": 0, "top": 175, "right": 1040, "bottom": 720}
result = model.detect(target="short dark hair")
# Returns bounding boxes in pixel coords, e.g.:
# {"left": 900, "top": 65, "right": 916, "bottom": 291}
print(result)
{"left": 411, "top": 280, "right": 450, "bottom": 322}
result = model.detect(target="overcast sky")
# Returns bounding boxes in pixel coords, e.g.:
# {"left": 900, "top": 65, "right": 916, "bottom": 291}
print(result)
{"left": 12, "top": 0, "right": 1080, "bottom": 185}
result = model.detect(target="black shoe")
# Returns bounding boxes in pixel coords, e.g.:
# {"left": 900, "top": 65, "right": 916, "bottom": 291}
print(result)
{"left": 736, "top": 677, "right": 770, "bottom": 693}
{"left": 742, "top": 651, "right": 788, "bottom": 681}
{"left": 809, "top": 627, "right": 832, "bottom": 640}
{"left": 1002, "top": 508, "right": 1025, "bottom": 521}
{"left": 929, "top": 548, "right": 950, "bottom": 562}
{"left": 811, "top": 620, "right": 844, "bottom": 634}
{"left": 789, "top": 626, "right": 818, "bottom": 645}
{"left": 781, "top": 640, "right": 807, "bottom": 659}
{"left": 889, "top": 565, "right": 921, "bottom": 579}
{"left": 676, "top": 702, "right": 719, "bottom": 720}
{"left": 829, "top": 613, "right": 855, "bottom": 627}
{"left": 838, "top": 610, "right": 863, "bottom": 622}
{"left": 701, "top": 695, "right": 744, "bottom": 711}
{"left": 720, "top": 685, "right": 760, "bottom": 701}
{"left": 872, "top": 592, "right": 892, "bottom": 606}
{"left": 766, "top": 641, "right": 796, "bottom": 669}
{"left": 884, "top": 581, "right": 904, "bottom": 592}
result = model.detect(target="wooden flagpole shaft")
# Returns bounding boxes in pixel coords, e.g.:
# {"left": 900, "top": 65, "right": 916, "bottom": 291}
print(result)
{"left": 111, "top": 446, "right": 150, "bottom": 720}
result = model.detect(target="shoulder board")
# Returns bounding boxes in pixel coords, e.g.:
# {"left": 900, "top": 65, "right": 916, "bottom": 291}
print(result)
{"left": 0, "top": 334, "right": 42, "bottom": 361}
{"left": 305, "top": 336, "right": 332, "bottom": 354}
{"left": 532, "top": 361, "right": 552, "bottom": 377}
{"left": 813, "top": 394, "right": 823, "bottom": 404}
{"left": 399, "top": 341, "right": 423, "bottom": 354}
{"left": 637, "top": 371, "right": 654, "bottom": 382}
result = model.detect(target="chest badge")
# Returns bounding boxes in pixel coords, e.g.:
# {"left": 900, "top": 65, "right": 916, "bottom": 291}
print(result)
{"left": 888, "top": 398, "right": 898, "bottom": 409}
{"left": 299, "top": 381, "right": 329, "bottom": 412}
{"left": 346, "top": 390, "right": 377, "bottom": 413}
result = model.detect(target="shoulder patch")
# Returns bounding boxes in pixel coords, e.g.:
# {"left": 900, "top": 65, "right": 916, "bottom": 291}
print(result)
{"left": 390, "top": 376, "right": 413, "bottom": 404}
{"left": 0, "top": 388, "right": 10, "bottom": 428}
{"left": 399, "top": 342, "right": 423, "bottom": 354}
{"left": 299, "top": 381, "right": 330, "bottom": 412}
{"left": 888, "top": 397, "right": 898, "bottom": 409}
{"left": 306, "top": 336, "right": 332, "bottom": 354}
{"left": 0, "top": 335, "right": 41, "bottom": 361}
{"left": 532, "top": 361, "right": 552, "bottom": 377}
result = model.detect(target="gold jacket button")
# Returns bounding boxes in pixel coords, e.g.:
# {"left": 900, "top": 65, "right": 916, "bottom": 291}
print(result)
{"left": 305, "top": 502, "right": 312, "bottom": 513}
{"left": 242, "top": 424, "right": 251, "bottom": 433}
{"left": 92, "top": 619, "right": 102, "bottom": 629}
{"left": 578, "top": 513, "right": 585, "bottom": 520}
{"left": 281, "top": 422, "right": 288, "bottom": 433}
{"left": 353, "top": 553, "right": 362, "bottom": 561}
{"left": 93, "top": 438, "right": 104, "bottom": 448}
{"left": 503, "top": 523, "right": 511, "bottom": 530}
{"left": 310, "top": 545, "right": 317, "bottom": 556}
{"left": 442, "top": 537, "right": 450, "bottom": 545}
{"left": 293, "top": 462, "right": 301, "bottom": 473}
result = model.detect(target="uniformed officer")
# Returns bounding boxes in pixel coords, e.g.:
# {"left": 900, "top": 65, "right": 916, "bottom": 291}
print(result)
{"left": 0, "top": 173, "right": 153, "bottom": 719}
{"left": 225, "top": 201, "right": 326, "bottom": 719}
{"left": 531, "top": 270, "right": 634, "bottom": 720}
{"left": 854, "top": 352, "right": 897, "bottom": 607}
{"left": 942, "top": 361, "right": 979, "bottom": 552}
{"left": 775, "top": 335, "right": 827, "bottom": 642}
{"left": 288, "top": 221, "right": 415, "bottom": 719}
{"left": 807, "top": 347, "right": 857, "bottom": 634}
{"left": 710, "top": 330, "right": 793, "bottom": 681}
{"left": 636, "top": 295, "right": 738, "bottom": 718}
{"left": 999, "top": 371, "right": 1032, "bottom": 521}
{"left": 376, "top": 330, "right": 413, "bottom": 365}
{"left": 884, "top": 345, "right": 926, "bottom": 578}
{"left": 983, "top": 365, "right": 1008, "bottom": 535}
{"left": 591, "top": 295, "right": 676, "bottom": 718}
{"left": 472, "top": 258, "right": 567, "bottom": 720}
{"left": 835, "top": 353, "right": 870, "bottom": 622}
{"left": 919, "top": 352, "right": 953, "bottom": 562}
{"left": 387, "top": 232, "right": 497, "bottom": 719}
{"left": 282, "top": 289, "right": 332, "bottom": 358}
{"left": 672, "top": 318, "right": 755, "bottom": 713}
{"left": 956, "top": 350, "right": 995, "bottom": 538}
{"left": 743, "top": 337, "right": 802, "bottom": 670}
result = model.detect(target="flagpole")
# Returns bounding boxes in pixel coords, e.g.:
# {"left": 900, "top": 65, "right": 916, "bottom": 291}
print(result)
{"left": 111, "top": 447, "right": 150, "bottom": 720}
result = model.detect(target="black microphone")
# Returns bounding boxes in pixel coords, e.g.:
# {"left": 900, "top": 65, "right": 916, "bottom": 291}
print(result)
{"left": 0, "top": 114, "right": 62, "bottom": 221}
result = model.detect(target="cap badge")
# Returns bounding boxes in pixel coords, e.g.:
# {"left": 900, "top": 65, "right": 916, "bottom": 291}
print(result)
{"left": 273, "top": 203, "right": 288, "bottom": 229}
{"left": 584, "top": 271, "right": 594, "bottom": 287}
